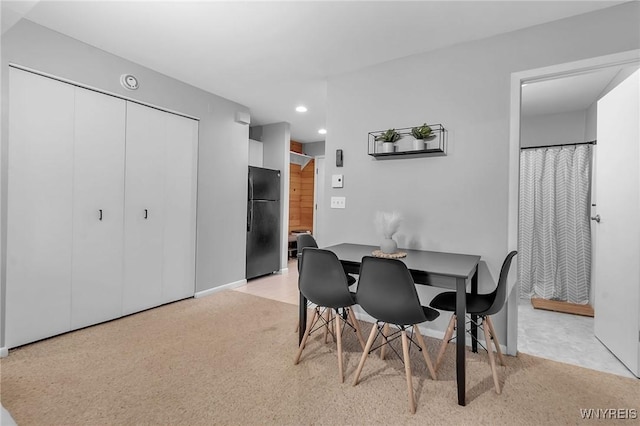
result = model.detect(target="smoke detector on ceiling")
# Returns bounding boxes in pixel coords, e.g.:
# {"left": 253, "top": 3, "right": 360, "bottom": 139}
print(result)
{"left": 120, "top": 74, "right": 139, "bottom": 90}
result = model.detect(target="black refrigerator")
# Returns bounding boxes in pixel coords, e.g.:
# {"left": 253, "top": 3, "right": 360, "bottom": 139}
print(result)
{"left": 246, "top": 166, "right": 281, "bottom": 280}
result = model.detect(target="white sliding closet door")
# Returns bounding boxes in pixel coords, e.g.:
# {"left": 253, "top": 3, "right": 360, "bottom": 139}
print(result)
{"left": 71, "top": 89, "right": 126, "bottom": 329}
{"left": 123, "top": 102, "right": 198, "bottom": 313}
{"left": 123, "top": 103, "right": 166, "bottom": 315}
{"left": 162, "top": 112, "right": 198, "bottom": 303}
{"left": 6, "top": 68, "right": 74, "bottom": 347}
{"left": 7, "top": 67, "right": 198, "bottom": 348}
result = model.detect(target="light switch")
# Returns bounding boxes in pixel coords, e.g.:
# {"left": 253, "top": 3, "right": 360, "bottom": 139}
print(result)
{"left": 331, "top": 174, "right": 344, "bottom": 188}
{"left": 330, "top": 196, "right": 346, "bottom": 209}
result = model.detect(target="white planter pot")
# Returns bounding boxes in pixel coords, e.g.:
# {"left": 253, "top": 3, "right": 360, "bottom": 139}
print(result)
{"left": 380, "top": 238, "right": 398, "bottom": 254}
{"left": 412, "top": 139, "right": 426, "bottom": 150}
{"left": 381, "top": 142, "right": 395, "bottom": 153}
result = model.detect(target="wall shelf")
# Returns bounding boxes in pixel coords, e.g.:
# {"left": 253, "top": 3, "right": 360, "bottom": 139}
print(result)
{"left": 289, "top": 151, "right": 313, "bottom": 170}
{"left": 368, "top": 124, "right": 446, "bottom": 159}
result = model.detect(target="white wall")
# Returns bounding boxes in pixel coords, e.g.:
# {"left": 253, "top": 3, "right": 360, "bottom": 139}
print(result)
{"left": 321, "top": 2, "right": 640, "bottom": 343}
{"left": 303, "top": 141, "right": 326, "bottom": 157}
{"left": 1, "top": 20, "right": 251, "bottom": 346}
{"left": 256, "top": 122, "right": 291, "bottom": 272}
{"left": 520, "top": 110, "right": 588, "bottom": 148}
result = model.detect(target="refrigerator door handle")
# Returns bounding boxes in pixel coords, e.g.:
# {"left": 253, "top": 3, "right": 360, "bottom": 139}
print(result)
{"left": 248, "top": 174, "right": 254, "bottom": 201}
{"left": 247, "top": 202, "right": 253, "bottom": 232}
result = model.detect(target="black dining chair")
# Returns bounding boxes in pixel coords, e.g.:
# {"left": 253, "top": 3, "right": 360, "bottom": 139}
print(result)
{"left": 295, "top": 234, "right": 356, "bottom": 335}
{"left": 296, "top": 234, "right": 356, "bottom": 285}
{"left": 294, "top": 248, "right": 366, "bottom": 382}
{"left": 352, "top": 256, "right": 439, "bottom": 414}
{"left": 429, "top": 250, "right": 517, "bottom": 395}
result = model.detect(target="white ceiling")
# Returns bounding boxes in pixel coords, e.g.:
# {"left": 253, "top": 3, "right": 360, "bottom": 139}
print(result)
{"left": 1, "top": 1, "right": 627, "bottom": 142}
{"left": 521, "top": 66, "right": 627, "bottom": 117}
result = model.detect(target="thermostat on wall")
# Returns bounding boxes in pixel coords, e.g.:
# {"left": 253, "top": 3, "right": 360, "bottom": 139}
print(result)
{"left": 120, "top": 74, "right": 139, "bottom": 90}
{"left": 331, "top": 174, "right": 343, "bottom": 188}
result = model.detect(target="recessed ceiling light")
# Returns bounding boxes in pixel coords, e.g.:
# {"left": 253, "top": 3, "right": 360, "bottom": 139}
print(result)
{"left": 318, "top": 128, "right": 327, "bottom": 135}
{"left": 296, "top": 106, "right": 308, "bottom": 113}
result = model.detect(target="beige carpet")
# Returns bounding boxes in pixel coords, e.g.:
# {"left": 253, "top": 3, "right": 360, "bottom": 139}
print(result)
{"left": 1, "top": 291, "right": 638, "bottom": 425}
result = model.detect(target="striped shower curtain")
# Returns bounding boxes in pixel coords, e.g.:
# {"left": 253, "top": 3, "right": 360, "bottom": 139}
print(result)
{"left": 519, "top": 144, "right": 592, "bottom": 304}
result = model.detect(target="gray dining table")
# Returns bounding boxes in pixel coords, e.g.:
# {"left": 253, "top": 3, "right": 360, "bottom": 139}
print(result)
{"left": 297, "top": 243, "right": 481, "bottom": 406}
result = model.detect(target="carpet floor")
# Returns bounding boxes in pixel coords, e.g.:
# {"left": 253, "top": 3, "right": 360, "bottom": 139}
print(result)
{"left": 1, "top": 291, "right": 638, "bottom": 425}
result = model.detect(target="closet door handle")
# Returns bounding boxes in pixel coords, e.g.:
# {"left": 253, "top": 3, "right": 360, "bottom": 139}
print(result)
{"left": 99, "top": 209, "right": 103, "bottom": 221}
{"left": 144, "top": 209, "right": 148, "bottom": 219}
{"left": 590, "top": 214, "right": 600, "bottom": 223}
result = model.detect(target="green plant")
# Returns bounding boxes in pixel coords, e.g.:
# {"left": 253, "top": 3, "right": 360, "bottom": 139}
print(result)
{"left": 375, "top": 129, "right": 402, "bottom": 143}
{"left": 411, "top": 123, "right": 432, "bottom": 139}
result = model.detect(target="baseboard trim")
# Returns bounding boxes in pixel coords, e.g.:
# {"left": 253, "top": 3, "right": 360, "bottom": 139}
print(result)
{"left": 194, "top": 279, "right": 247, "bottom": 298}
{"left": 0, "top": 347, "right": 8, "bottom": 358}
{"left": 531, "top": 297, "right": 594, "bottom": 317}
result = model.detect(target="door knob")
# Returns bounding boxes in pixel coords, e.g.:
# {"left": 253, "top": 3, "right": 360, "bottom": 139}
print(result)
{"left": 591, "top": 214, "right": 601, "bottom": 223}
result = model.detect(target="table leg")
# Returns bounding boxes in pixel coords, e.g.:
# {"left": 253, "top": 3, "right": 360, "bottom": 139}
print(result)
{"left": 471, "top": 268, "right": 478, "bottom": 353}
{"left": 456, "top": 277, "right": 466, "bottom": 406}
{"left": 299, "top": 292, "right": 307, "bottom": 345}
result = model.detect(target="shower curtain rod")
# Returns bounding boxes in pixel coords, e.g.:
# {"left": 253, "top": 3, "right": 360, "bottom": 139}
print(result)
{"left": 520, "top": 140, "right": 597, "bottom": 150}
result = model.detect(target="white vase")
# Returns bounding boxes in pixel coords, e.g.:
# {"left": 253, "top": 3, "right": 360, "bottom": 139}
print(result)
{"left": 412, "top": 138, "right": 426, "bottom": 151}
{"left": 380, "top": 238, "right": 398, "bottom": 254}
{"left": 381, "top": 142, "right": 395, "bottom": 153}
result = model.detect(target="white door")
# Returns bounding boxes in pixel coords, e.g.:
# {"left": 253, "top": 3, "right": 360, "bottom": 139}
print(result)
{"left": 123, "top": 102, "right": 165, "bottom": 315}
{"left": 71, "top": 88, "right": 126, "bottom": 329}
{"left": 6, "top": 68, "right": 74, "bottom": 348}
{"left": 594, "top": 69, "right": 640, "bottom": 377}
{"left": 161, "top": 112, "right": 198, "bottom": 303}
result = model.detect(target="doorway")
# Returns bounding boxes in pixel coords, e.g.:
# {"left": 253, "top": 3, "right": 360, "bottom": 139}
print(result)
{"left": 288, "top": 141, "right": 314, "bottom": 259}
{"left": 506, "top": 50, "right": 640, "bottom": 377}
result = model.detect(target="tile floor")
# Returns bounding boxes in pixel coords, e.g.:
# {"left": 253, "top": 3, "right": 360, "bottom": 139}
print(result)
{"left": 517, "top": 298, "right": 636, "bottom": 378}
{"left": 235, "top": 259, "right": 637, "bottom": 379}
{"left": 1, "top": 406, "right": 17, "bottom": 426}
{"left": 233, "top": 259, "right": 300, "bottom": 306}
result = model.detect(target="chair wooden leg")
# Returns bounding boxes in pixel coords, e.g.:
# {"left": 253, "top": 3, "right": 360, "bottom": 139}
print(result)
{"left": 485, "top": 315, "right": 505, "bottom": 366}
{"left": 347, "top": 307, "right": 366, "bottom": 350}
{"left": 353, "top": 323, "right": 378, "bottom": 386}
{"left": 324, "top": 308, "right": 332, "bottom": 343}
{"left": 380, "top": 323, "right": 390, "bottom": 360}
{"left": 482, "top": 319, "right": 501, "bottom": 394}
{"left": 435, "top": 314, "right": 456, "bottom": 371}
{"left": 413, "top": 325, "right": 437, "bottom": 380}
{"left": 401, "top": 329, "right": 416, "bottom": 414}
{"left": 295, "top": 308, "right": 319, "bottom": 364}
{"left": 335, "top": 309, "right": 344, "bottom": 383}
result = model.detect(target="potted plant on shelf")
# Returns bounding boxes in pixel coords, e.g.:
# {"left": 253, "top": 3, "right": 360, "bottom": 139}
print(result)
{"left": 375, "top": 129, "right": 402, "bottom": 153}
{"left": 410, "top": 123, "right": 433, "bottom": 150}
